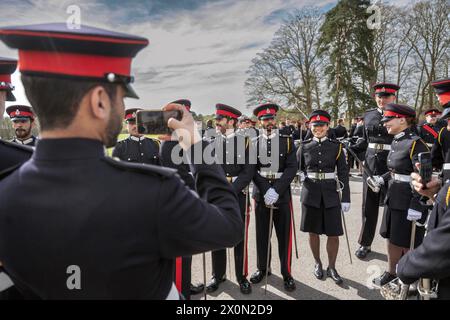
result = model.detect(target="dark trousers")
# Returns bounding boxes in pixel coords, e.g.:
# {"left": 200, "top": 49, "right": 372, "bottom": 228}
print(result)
{"left": 211, "top": 192, "right": 249, "bottom": 281}
{"left": 175, "top": 256, "right": 192, "bottom": 300}
{"left": 358, "top": 173, "right": 383, "bottom": 247}
{"left": 254, "top": 200, "right": 293, "bottom": 278}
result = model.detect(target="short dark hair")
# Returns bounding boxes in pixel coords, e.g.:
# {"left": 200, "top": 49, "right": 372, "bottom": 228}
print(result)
{"left": 21, "top": 75, "right": 118, "bottom": 131}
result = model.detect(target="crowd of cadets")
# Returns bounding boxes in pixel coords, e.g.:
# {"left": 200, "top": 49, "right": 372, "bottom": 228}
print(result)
{"left": 1, "top": 23, "right": 450, "bottom": 300}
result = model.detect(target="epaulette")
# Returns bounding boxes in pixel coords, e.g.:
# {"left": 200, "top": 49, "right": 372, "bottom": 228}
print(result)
{"left": 150, "top": 137, "right": 161, "bottom": 148}
{"left": 0, "top": 139, "right": 34, "bottom": 153}
{"left": 103, "top": 157, "right": 177, "bottom": 179}
{"left": 446, "top": 185, "right": 450, "bottom": 207}
{"left": 328, "top": 139, "right": 341, "bottom": 144}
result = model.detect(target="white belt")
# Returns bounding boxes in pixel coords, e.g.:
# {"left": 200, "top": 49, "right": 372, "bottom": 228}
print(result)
{"left": 443, "top": 163, "right": 450, "bottom": 170}
{"left": 166, "top": 283, "right": 180, "bottom": 300}
{"left": 392, "top": 173, "right": 411, "bottom": 182}
{"left": 258, "top": 172, "right": 283, "bottom": 179}
{"left": 368, "top": 143, "right": 391, "bottom": 151}
{"left": 427, "top": 143, "right": 433, "bottom": 148}
{"left": 226, "top": 176, "right": 238, "bottom": 183}
{"left": 307, "top": 172, "right": 336, "bottom": 180}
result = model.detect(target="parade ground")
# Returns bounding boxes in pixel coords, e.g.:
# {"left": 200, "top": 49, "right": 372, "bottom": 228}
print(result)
{"left": 191, "top": 173, "right": 386, "bottom": 300}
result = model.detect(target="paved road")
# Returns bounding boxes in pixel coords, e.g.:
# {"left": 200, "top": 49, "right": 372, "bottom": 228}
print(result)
{"left": 191, "top": 174, "right": 388, "bottom": 300}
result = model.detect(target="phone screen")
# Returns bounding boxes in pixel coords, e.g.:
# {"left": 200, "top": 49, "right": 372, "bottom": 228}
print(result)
{"left": 418, "top": 152, "right": 432, "bottom": 187}
{"left": 136, "top": 110, "right": 182, "bottom": 135}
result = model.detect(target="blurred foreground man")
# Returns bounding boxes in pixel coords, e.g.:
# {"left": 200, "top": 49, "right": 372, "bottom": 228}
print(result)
{"left": 0, "top": 23, "right": 242, "bottom": 300}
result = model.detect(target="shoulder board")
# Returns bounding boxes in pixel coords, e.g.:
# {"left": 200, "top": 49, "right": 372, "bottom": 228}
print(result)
{"left": 365, "top": 108, "right": 377, "bottom": 113}
{"left": 0, "top": 139, "right": 34, "bottom": 153}
{"left": 149, "top": 138, "right": 161, "bottom": 147}
{"left": 102, "top": 157, "right": 177, "bottom": 179}
{"left": 328, "top": 139, "right": 341, "bottom": 144}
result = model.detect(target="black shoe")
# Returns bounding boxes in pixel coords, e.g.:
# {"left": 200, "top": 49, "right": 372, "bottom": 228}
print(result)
{"left": 372, "top": 271, "right": 396, "bottom": 288}
{"left": 326, "top": 267, "right": 343, "bottom": 285}
{"left": 190, "top": 283, "right": 204, "bottom": 295}
{"left": 238, "top": 278, "right": 252, "bottom": 294}
{"left": 250, "top": 270, "right": 271, "bottom": 284}
{"left": 314, "top": 263, "right": 324, "bottom": 279}
{"left": 283, "top": 275, "right": 296, "bottom": 292}
{"left": 206, "top": 276, "right": 226, "bottom": 293}
{"left": 355, "top": 246, "right": 371, "bottom": 259}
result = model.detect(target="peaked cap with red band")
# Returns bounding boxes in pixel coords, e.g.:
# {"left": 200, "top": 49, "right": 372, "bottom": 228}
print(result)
{"left": 253, "top": 103, "right": 279, "bottom": 120}
{"left": 6, "top": 105, "right": 34, "bottom": 120}
{"left": 373, "top": 82, "right": 400, "bottom": 97}
{"left": 171, "top": 99, "right": 191, "bottom": 112}
{"left": 215, "top": 103, "right": 241, "bottom": 119}
{"left": 0, "top": 23, "right": 149, "bottom": 99}
{"left": 124, "top": 108, "right": 143, "bottom": 121}
{"left": 423, "top": 108, "right": 441, "bottom": 116}
{"left": 309, "top": 109, "right": 331, "bottom": 125}
{"left": 0, "top": 57, "right": 17, "bottom": 101}
{"left": 432, "top": 79, "right": 450, "bottom": 109}
{"left": 381, "top": 103, "right": 415, "bottom": 123}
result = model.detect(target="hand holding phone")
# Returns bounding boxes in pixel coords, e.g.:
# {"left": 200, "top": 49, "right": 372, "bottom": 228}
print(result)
{"left": 418, "top": 152, "right": 432, "bottom": 189}
{"left": 136, "top": 110, "right": 182, "bottom": 135}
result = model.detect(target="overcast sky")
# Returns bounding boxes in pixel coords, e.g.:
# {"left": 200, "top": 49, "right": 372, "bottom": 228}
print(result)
{"left": 1, "top": 0, "right": 413, "bottom": 116}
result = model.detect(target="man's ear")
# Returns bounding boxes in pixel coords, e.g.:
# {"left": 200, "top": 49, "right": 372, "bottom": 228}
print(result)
{"left": 89, "top": 86, "right": 110, "bottom": 120}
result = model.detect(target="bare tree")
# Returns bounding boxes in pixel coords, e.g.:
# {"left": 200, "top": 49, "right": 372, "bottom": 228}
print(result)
{"left": 402, "top": 0, "right": 450, "bottom": 112}
{"left": 245, "top": 7, "right": 323, "bottom": 115}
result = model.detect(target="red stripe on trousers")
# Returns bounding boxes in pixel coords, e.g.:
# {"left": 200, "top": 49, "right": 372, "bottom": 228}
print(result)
{"left": 175, "top": 257, "right": 182, "bottom": 293}
{"left": 288, "top": 199, "right": 293, "bottom": 275}
{"left": 244, "top": 201, "right": 251, "bottom": 277}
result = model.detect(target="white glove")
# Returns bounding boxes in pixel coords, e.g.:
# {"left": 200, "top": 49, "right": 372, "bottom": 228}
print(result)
{"left": 373, "top": 176, "right": 384, "bottom": 185}
{"left": 264, "top": 188, "right": 279, "bottom": 206}
{"left": 367, "top": 175, "right": 384, "bottom": 193}
{"left": 299, "top": 172, "right": 305, "bottom": 182}
{"left": 341, "top": 202, "right": 351, "bottom": 213}
{"left": 407, "top": 209, "right": 422, "bottom": 221}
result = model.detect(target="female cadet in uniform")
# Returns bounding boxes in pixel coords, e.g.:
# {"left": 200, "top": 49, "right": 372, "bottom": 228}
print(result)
{"left": 370, "top": 104, "right": 429, "bottom": 287}
{"left": 298, "top": 110, "right": 351, "bottom": 284}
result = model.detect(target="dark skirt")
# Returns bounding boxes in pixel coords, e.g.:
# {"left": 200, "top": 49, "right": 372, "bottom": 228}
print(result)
{"left": 379, "top": 207, "right": 425, "bottom": 248}
{"left": 300, "top": 200, "right": 343, "bottom": 236}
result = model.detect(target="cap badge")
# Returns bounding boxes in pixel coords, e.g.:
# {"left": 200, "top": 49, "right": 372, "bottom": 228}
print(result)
{"left": 316, "top": 115, "right": 320, "bottom": 120}
{"left": 15, "top": 109, "right": 20, "bottom": 116}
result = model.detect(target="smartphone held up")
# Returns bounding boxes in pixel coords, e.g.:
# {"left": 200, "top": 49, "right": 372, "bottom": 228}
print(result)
{"left": 136, "top": 110, "right": 183, "bottom": 135}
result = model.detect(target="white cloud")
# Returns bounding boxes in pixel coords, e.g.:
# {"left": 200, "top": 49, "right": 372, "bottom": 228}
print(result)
{"left": 1, "top": 0, "right": 416, "bottom": 116}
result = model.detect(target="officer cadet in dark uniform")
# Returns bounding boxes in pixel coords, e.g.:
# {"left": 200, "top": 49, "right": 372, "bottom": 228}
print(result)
{"left": 206, "top": 104, "right": 255, "bottom": 294}
{"left": 395, "top": 79, "right": 450, "bottom": 299}
{"left": 417, "top": 108, "right": 444, "bottom": 150}
{"left": 430, "top": 79, "right": 450, "bottom": 181}
{"left": 5, "top": 105, "right": 38, "bottom": 146}
{"left": 398, "top": 170, "right": 450, "bottom": 299}
{"left": 0, "top": 57, "right": 32, "bottom": 172}
{"left": 367, "top": 104, "right": 429, "bottom": 287}
{"left": 112, "top": 108, "right": 161, "bottom": 165}
{"left": 250, "top": 103, "right": 297, "bottom": 291}
{"left": 298, "top": 110, "right": 350, "bottom": 284}
{"left": 0, "top": 23, "right": 243, "bottom": 300}
{"left": 350, "top": 83, "right": 400, "bottom": 259}
{"left": 159, "top": 99, "right": 204, "bottom": 299}
{"left": 334, "top": 118, "right": 348, "bottom": 141}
